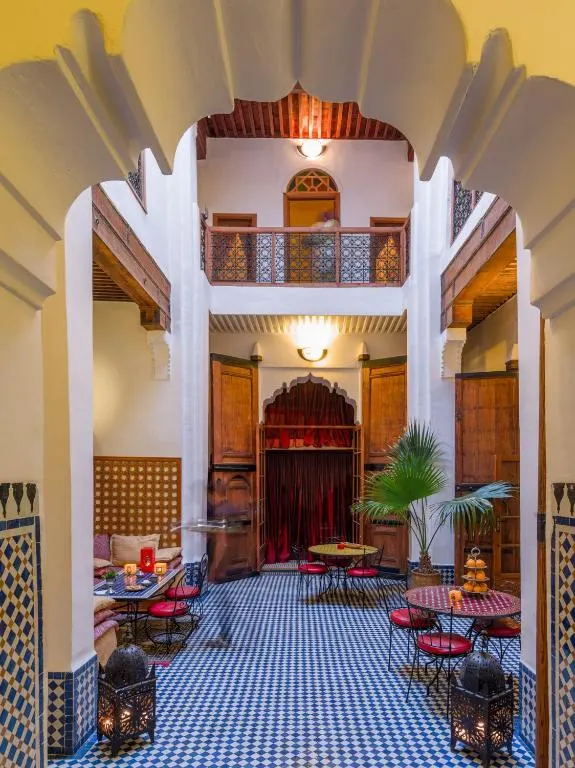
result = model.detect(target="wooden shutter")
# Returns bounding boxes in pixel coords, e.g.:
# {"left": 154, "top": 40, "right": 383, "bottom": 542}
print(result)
{"left": 211, "top": 354, "right": 258, "bottom": 466}
{"left": 362, "top": 357, "right": 407, "bottom": 466}
{"left": 361, "top": 356, "right": 408, "bottom": 572}
{"left": 454, "top": 372, "right": 519, "bottom": 587}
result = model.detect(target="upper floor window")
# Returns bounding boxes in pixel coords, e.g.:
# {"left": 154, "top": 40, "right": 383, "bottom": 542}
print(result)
{"left": 452, "top": 180, "right": 482, "bottom": 241}
{"left": 286, "top": 168, "right": 338, "bottom": 193}
{"left": 127, "top": 152, "right": 146, "bottom": 209}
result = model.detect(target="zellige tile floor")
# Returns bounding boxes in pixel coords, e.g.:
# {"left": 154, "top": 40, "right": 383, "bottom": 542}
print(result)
{"left": 50, "top": 572, "right": 534, "bottom": 767}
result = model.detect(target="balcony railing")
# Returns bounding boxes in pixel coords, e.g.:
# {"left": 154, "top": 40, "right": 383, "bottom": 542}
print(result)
{"left": 203, "top": 224, "right": 408, "bottom": 286}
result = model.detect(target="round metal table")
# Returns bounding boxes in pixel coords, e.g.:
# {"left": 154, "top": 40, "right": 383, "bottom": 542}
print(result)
{"left": 309, "top": 543, "right": 378, "bottom": 599}
{"left": 404, "top": 585, "right": 521, "bottom": 619}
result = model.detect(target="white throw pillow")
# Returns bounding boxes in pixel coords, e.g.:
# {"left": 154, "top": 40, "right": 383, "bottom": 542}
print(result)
{"left": 155, "top": 547, "right": 182, "bottom": 563}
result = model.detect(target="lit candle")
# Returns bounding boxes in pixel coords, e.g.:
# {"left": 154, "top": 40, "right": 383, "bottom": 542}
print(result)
{"left": 154, "top": 562, "right": 167, "bottom": 577}
{"left": 124, "top": 563, "right": 137, "bottom": 577}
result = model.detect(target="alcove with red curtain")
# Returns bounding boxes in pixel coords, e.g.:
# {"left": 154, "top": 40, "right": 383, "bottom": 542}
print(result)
{"left": 263, "top": 378, "right": 356, "bottom": 563}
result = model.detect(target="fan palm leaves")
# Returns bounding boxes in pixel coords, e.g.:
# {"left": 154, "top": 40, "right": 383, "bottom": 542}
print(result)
{"left": 354, "top": 422, "right": 513, "bottom": 571}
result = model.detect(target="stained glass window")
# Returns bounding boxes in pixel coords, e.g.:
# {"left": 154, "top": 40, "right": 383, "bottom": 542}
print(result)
{"left": 287, "top": 168, "right": 338, "bottom": 193}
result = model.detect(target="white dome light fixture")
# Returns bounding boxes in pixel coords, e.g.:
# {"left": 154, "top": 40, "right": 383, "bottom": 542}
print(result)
{"left": 297, "top": 139, "right": 326, "bottom": 159}
{"left": 291, "top": 317, "right": 337, "bottom": 363}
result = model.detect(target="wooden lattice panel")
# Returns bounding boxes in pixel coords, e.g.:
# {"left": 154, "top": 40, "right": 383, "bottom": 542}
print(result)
{"left": 94, "top": 457, "right": 181, "bottom": 548}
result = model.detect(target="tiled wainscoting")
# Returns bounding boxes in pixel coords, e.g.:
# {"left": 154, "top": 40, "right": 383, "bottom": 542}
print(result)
{"left": 0, "top": 481, "right": 43, "bottom": 767}
{"left": 48, "top": 655, "right": 98, "bottom": 758}
{"left": 551, "top": 515, "right": 575, "bottom": 768}
{"left": 519, "top": 662, "right": 536, "bottom": 753}
{"left": 408, "top": 561, "right": 455, "bottom": 585}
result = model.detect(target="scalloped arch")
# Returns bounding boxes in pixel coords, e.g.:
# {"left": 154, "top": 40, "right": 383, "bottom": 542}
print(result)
{"left": 262, "top": 373, "right": 357, "bottom": 420}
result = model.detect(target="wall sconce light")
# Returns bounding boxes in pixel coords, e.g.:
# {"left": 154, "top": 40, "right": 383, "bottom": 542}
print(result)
{"left": 250, "top": 342, "right": 263, "bottom": 362}
{"left": 291, "top": 317, "right": 337, "bottom": 363}
{"left": 357, "top": 342, "right": 370, "bottom": 362}
{"left": 296, "top": 139, "right": 327, "bottom": 159}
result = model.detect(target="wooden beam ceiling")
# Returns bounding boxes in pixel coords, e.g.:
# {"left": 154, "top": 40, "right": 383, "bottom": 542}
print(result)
{"left": 196, "top": 87, "right": 411, "bottom": 160}
{"left": 441, "top": 198, "right": 517, "bottom": 331}
{"left": 92, "top": 185, "right": 171, "bottom": 331}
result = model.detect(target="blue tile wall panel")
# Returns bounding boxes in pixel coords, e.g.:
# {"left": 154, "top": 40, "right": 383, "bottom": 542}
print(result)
{"left": 47, "top": 655, "right": 98, "bottom": 758}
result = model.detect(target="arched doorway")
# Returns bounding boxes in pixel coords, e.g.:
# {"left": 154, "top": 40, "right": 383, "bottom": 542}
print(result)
{"left": 261, "top": 376, "right": 358, "bottom": 562}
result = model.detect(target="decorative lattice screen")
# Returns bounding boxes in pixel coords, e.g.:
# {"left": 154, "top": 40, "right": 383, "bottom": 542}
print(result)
{"left": 94, "top": 457, "right": 181, "bottom": 548}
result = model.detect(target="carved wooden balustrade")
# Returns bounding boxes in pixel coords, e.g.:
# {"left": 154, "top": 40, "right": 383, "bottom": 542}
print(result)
{"left": 203, "top": 224, "right": 408, "bottom": 286}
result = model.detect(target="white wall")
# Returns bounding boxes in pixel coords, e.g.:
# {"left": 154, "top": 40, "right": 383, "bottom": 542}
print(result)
{"left": 101, "top": 150, "right": 170, "bottom": 277}
{"left": 93, "top": 302, "right": 182, "bottom": 457}
{"left": 462, "top": 296, "right": 518, "bottom": 373}
{"left": 198, "top": 138, "right": 413, "bottom": 227}
{"left": 0, "top": 287, "right": 43, "bottom": 479}
{"left": 210, "top": 331, "right": 406, "bottom": 421}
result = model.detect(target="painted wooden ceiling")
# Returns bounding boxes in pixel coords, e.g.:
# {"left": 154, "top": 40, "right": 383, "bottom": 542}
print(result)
{"left": 196, "top": 87, "right": 411, "bottom": 160}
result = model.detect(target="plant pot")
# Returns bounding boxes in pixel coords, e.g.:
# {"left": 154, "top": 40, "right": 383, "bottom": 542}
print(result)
{"left": 409, "top": 568, "right": 442, "bottom": 588}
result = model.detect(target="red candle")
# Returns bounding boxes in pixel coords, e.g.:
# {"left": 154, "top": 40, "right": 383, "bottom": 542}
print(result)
{"left": 140, "top": 547, "right": 156, "bottom": 573}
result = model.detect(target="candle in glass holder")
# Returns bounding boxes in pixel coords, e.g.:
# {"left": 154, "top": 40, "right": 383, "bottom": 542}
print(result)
{"left": 124, "top": 563, "right": 138, "bottom": 577}
{"left": 154, "top": 562, "right": 167, "bottom": 578}
{"left": 449, "top": 588, "right": 463, "bottom": 604}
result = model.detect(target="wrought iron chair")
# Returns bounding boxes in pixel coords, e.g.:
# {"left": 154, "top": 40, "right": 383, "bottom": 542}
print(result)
{"left": 292, "top": 544, "right": 331, "bottom": 601}
{"left": 379, "top": 573, "right": 436, "bottom": 670}
{"left": 145, "top": 554, "right": 207, "bottom": 649}
{"left": 344, "top": 548, "right": 384, "bottom": 609}
{"left": 468, "top": 581, "right": 521, "bottom": 663}
{"left": 406, "top": 604, "right": 472, "bottom": 715}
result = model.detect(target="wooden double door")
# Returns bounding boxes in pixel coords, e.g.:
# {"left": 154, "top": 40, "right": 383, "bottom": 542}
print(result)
{"left": 210, "top": 353, "right": 409, "bottom": 574}
{"left": 455, "top": 372, "right": 520, "bottom": 590}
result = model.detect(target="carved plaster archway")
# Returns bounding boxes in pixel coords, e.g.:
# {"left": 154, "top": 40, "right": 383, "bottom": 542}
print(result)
{"left": 262, "top": 373, "right": 358, "bottom": 420}
{"left": 1, "top": 5, "right": 575, "bottom": 316}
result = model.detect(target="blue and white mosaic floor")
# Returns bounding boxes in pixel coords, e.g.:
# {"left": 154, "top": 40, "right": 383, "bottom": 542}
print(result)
{"left": 50, "top": 573, "right": 534, "bottom": 767}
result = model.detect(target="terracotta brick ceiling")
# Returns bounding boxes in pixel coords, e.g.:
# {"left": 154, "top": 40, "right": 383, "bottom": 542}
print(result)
{"left": 197, "top": 86, "right": 411, "bottom": 160}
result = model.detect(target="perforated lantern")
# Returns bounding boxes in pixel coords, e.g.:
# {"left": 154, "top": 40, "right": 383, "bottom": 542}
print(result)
{"left": 450, "top": 650, "right": 514, "bottom": 767}
{"left": 98, "top": 645, "right": 156, "bottom": 757}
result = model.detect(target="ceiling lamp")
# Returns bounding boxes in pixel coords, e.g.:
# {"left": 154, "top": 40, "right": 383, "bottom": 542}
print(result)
{"left": 291, "top": 317, "right": 337, "bottom": 363}
{"left": 297, "top": 139, "right": 326, "bottom": 159}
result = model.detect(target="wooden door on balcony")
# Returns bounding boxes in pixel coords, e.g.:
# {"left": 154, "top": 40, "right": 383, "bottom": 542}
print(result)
{"left": 361, "top": 357, "right": 408, "bottom": 572}
{"left": 212, "top": 213, "right": 257, "bottom": 282}
{"left": 454, "top": 372, "right": 520, "bottom": 590}
{"left": 210, "top": 354, "right": 259, "bottom": 578}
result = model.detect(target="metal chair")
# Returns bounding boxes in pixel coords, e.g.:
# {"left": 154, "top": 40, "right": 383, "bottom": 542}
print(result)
{"left": 292, "top": 544, "right": 331, "bottom": 601}
{"left": 467, "top": 579, "right": 521, "bottom": 663}
{"left": 406, "top": 604, "right": 472, "bottom": 715}
{"left": 344, "top": 548, "right": 383, "bottom": 609}
{"left": 379, "top": 573, "right": 436, "bottom": 670}
{"left": 145, "top": 554, "right": 207, "bottom": 649}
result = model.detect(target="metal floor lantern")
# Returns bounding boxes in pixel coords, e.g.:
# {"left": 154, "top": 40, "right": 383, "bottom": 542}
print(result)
{"left": 97, "top": 645, "right": 156, "bottom": 757}
{"left": 450, "top": 648, "right": 514, "bottom": 767}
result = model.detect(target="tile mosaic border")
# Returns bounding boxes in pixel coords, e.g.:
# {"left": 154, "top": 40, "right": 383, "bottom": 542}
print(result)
{"left": 48, "top": 654, "right": 98, "bottom": 758}
{"left": 0, "top": 482, "right": 43, "bottom": 767}
{"left": 518, "top": 661, "right": 536, "bottom": 753}
{"left": 551, "top": 514, "right": 575, "bottom": 768}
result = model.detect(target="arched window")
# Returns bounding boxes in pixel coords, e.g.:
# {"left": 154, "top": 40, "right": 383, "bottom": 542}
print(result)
{"left": 286, "top": 168, "right": 338, "bottom": 193}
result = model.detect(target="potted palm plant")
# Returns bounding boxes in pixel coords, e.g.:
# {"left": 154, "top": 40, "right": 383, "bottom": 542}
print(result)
{"left": 354, "top": 422, "right": 513, "bottom": 587}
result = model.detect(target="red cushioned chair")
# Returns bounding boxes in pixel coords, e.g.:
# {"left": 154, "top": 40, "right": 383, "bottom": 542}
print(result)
{"left": 145, "top": 553, "right": 207, "bottom": 649}
{"left": 379, "top": 573, "right": 436, "bottom": 670}
{"left": 344, "top": 548, "right": 385, "bottom": 609}
{"left": 406, "top": 605, "right": 472, "bottom": 715}
{"left": 469, "top": 616, "right": 521, "bottom": 662}
{"left": 292, "top": 545, "right": 331, "bottom": 601}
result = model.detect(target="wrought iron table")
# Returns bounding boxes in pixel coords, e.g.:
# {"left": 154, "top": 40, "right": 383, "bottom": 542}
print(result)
{"left": 309, "top": 543, "right": 378, "bottom": 599}
{"left": 404, "top": 585, "right": 521, "bottom": 619}
{"left": 94, "top": 567, "right": 183, "bottom": 639}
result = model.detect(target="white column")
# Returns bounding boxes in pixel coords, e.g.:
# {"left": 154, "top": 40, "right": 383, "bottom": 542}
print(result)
{"left": 43, "top": 190, "right": 94, "bottom": 673}
{"left": 407, "top": 159, "right": 456, "bottom": 570}
{"left": 169, "top": 127, "right": 210, "bottom": 562}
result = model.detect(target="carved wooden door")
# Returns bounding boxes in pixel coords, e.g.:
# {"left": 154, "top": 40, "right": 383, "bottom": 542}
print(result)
{"left": 210, "top": 354, "right": 259, "bottom": 577}
{"left": 454, "top": 372, "right": 519, "bottom": 588}
{"left": 361, "top": 357, "right": 408, "bottom": 572}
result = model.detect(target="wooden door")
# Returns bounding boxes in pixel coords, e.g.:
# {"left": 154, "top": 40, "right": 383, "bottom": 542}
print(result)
{"left": 361, "top": 357, "right": 408, "bottom": 572}
{"left": 369, "top": 217, "right": 406, "bottom": 283}
{"left": 454, "top": 372, "right": 519, "bottom": 588}
{"left": 284, "top": 194, "right": 340, "bottom": 282}
{"left": 256, "top": 423, "right": 266, "bottom": 570}
{"left": 210, "top": 354, "right": 259, "bottom": 578}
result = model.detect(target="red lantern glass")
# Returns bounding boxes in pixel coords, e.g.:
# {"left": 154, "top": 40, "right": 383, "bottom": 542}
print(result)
{"left": 140, "top": 547, "right": 155, "bottom": 573}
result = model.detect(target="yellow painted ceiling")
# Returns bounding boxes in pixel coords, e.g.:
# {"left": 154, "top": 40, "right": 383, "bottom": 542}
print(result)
{"left": 1, "top": 1, "right": 575, "bottom": 87}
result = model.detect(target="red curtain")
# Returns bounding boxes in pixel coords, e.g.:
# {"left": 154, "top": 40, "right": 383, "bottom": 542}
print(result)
{"left": 264, "top": 380, "right": 355, "bottom": 563}
{"left": 265, "top": 451, "right": 353, "bottom": 563}
{"left": 265, "top": 380, "right": 354, "bottom": 448}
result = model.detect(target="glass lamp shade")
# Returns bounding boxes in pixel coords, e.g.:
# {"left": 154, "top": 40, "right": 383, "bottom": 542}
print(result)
{"left": 154, "top": 562, "right": 167, "bottom": 577}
